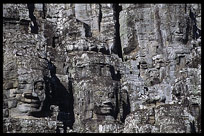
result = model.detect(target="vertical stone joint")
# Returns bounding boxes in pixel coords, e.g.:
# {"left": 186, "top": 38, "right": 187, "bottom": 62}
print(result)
{"left": 27, "top": 3, "right": 38, "bottom": 34}
{"left": 83, "top": 23, "right": 92, "bottom": 37}
{"left": 42, "top": 3, "right": 47, "bottom": 19}
{"left": 98, "top": 4, "right": 102, "bottom": 32}
{"left": 112, "top": 4, "right": 123, "bottom": 61}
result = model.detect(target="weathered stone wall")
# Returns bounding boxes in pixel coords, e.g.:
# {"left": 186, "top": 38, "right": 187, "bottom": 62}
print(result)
{"left": 3, "top": 3, "right": 201, "bottom": 133}
{"left": 119, "top": 4, "right": 201, "bottom": 133}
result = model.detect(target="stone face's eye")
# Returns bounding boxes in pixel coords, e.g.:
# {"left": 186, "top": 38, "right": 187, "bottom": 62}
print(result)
{"left": 34, "top": 81, "right": 44, "bottom": 89}
{"left": 38, "top": 85, "right": 44, "bottom": 90}
{"left": 108, "top": 92, "right": 114, "bottom": 98}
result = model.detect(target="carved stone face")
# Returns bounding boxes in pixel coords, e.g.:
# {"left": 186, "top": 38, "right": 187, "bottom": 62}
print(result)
{"left": 17, "top": 75, "right": 46, "bottom": 115}
{"left": 93, "top": 84, "right": 118, "bottom": 117}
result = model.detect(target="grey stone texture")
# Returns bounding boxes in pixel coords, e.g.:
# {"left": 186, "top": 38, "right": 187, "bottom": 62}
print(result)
{"left": 3, "top": 3, "right": 201, "bottom": 133}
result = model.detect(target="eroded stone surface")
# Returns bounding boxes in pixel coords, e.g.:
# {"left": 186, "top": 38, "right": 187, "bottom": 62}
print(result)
{"left": 3, "top": 3, "right": 201, "bottom": 133}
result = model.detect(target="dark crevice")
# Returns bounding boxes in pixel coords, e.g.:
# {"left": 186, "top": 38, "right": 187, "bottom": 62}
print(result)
{"left": 114, "top": 83, "right": 119, "bottom": 120}
{"left": 46, "top": 60, "right": 75, "bottom": 130}
{"left": 20, "top": 19, "right": 30, "bottom": 25}
{"left": 155, "top": 6, "right": 163, "bottom": 49}
{"left": 144, "top": 87, "right": 148, "bottom": 92}
{"left": 98, "top": 4, "right": 102, "bottom": 32}
{"left": 185, "top": 4, "right": 187, "bottom": 14}
{"left": 189, "top": 9, "right": 201, "bottom": 40}
{"left": 121, "top": 95, "right": 130, "bottom": 122}
{"left": 83, "top": 23, "right": 92, "bottom": 37}
{"left": 42, "top": 3, "right": 47, "bottom": 19}
{"left": 52, "top": 38, "right": 55, "bottom": 48}
{"left": 112, "top": 4, "right": 123, "bottom": 61}
{"left": 3, "top": 17, "right": 19, "bottom": 23}
{"left": 109, "top": 65, "right": 121, "bottom": 81}
{"left": 120, "top": 89, "right": 130, "bottom": 123}
{"left": 52, "top": 36, "right": 59, "bottom": 48}
{"left": 183, "top": 8, "right": 201, "bottom": 44}
{"left": 183, "top": 16, "right": 190, "bottom": 44}
{"left": 190, "top": 120, "right": 196, "bottom": 133}
{"left": 27, "top": 3, "right": 38, "bottom": 34}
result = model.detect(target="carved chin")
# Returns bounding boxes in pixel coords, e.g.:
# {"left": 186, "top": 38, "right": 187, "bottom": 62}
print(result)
{"left": 30, "top": 104, "right": 43, "bottom": 112}
{"left": 17, "top": 103, "right": 32, "bottom": 113}
{"left": 95, "top": 106, "right": 114, "bottom": 115}
{"left": 100, "top": 107, "right": 112, "bottom": 114}
{"left": 18, "top": 103, "right": 42, "bottom": 114}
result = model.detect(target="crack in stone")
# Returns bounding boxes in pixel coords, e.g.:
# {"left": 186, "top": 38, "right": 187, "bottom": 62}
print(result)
{"left": 112, "top": 4, "right": 123, "bottom": 61}
{"left": 98, "top": 4, "right": 102, "bottom": 32}
{"left": 27, "top": 3, "right": 38, "bottom": 34}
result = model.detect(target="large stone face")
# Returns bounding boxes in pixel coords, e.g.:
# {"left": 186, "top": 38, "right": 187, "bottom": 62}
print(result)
{"left": 65, "top": 51, "right": 126, "bottom": 132}
{"left": 3, "top": 3, "right": 201, "bottom": 133}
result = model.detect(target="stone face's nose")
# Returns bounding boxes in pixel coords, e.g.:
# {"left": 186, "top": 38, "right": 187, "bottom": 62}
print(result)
{"left": 32, "top": 91, "right": 38, "bottom": 97}
{"left": 22, "top": 83, "right": 34, "bottom": 94}
{"left": 102, "top": 100, "right": 112, "bottom": 106}
{"left": 21, "top": 92, "right": 40, "bottom": 103}
{"left": 23, "top": 92, "right": 33, "bottom": 98}
{"left": 22, "top": 90, "right": 38, "bottom": 99}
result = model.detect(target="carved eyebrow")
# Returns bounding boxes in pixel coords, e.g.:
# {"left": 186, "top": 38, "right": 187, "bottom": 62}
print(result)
{"left": 19, "top": 80, "right": 28, "bottom": 84}
{"left": 34, "top": 80, "right": 44, "bottom": 86}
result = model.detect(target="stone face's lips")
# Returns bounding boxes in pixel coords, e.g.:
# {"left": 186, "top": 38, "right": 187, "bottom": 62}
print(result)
{"left": 99, "top": 105, "right": 113, "bottom": 114}
{"left": 21, "top": 98, "right": 41, "bottom": 104}
{"left": 20, "top": 92, "right": 43, "bottom": 111}
{"left": 21, "top": 93, "right": 42, "bottom": 104}
{"left": 30, "top": 103, "right": 40, "bottom": 108}
{"left": 101, "top": 106, "right": 112, "bottom": 110}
